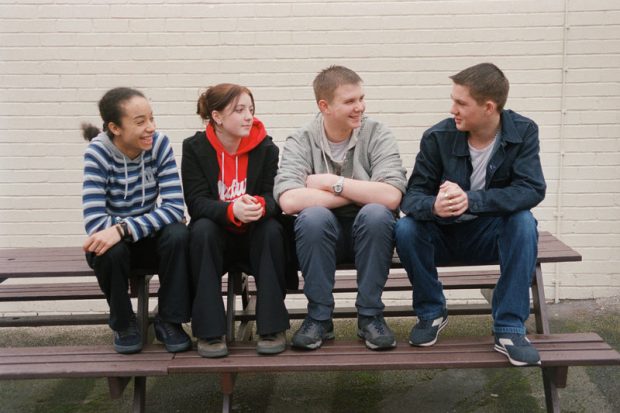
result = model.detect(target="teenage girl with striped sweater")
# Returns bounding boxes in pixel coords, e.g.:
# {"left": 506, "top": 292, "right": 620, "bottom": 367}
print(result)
{"left": 81, "top": 87, "right": 191, "bottom": 354}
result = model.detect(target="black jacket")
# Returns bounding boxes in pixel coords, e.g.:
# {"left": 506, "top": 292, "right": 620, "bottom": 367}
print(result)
{"left": 182, "top": 131, "right": 298, "bottom": 289}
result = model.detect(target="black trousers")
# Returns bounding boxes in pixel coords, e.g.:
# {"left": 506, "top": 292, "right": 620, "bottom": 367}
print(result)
{"left": 86, "top": 222, "right": 191, "bottom": 331}
{"left": 189, "top": 217, "right": 290, "bottom": 339}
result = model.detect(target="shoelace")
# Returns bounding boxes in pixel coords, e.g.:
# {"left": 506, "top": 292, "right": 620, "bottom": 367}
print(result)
{"left": 370, "top": 318, "right": 386, "bottom": 335}
{"left": 300, "top": 319, "right": 319, "bottom": 334}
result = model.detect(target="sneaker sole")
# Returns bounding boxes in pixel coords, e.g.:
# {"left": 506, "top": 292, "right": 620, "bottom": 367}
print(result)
{"left": 256, "top": 343, "right": 287, "bottom": 355}
{"left": 356, "top": 330, "right": 396, "bottom": 351}
{"left": 163, "top": 340, "right": 192, "bottom": 353}
{"left": 494, "top": 344, "right": 541, "bottom": 367}
{"left": 197, "top": 347, "right": 229, "bottom": 358}
{"left": 291, "top": 332, "right": 335, "bottom": 350}
{"left": 408, "top": 317, "right": 448, "bottom": 347}
{"left": 114, "top": 343, "right": 143, "bottom": 354}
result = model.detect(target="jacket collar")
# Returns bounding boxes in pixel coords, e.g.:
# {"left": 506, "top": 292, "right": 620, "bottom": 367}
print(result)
{"left": 452, "top": 110, "right": 521, "bottom": 157}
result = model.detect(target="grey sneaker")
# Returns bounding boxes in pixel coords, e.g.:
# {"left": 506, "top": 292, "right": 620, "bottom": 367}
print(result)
{"left": 494, "top": 333, "right": 541, "bottom": 366}
{"left": 197, "top": 337, "right": 228, "bottom": 358}
{"left": 257, "top": 331, "right": 287, "bottom": 355}
{"left": 357, "top": 315, "right": 396, "bottom": 350}
{"left": 409, "top": 310, "right": 448, "bottom": 347}
{"left": 291, "top": 317, "right": 334, "bottom": 350}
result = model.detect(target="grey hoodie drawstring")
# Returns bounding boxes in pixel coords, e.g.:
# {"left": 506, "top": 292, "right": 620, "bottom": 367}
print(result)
{"left": 319, "top": 134, "right": 332, "bottom": 174}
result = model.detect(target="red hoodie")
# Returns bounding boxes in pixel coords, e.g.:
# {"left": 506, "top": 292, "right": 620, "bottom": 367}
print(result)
{"left": 206, "top": 118, "right": 267, "bottom": 230}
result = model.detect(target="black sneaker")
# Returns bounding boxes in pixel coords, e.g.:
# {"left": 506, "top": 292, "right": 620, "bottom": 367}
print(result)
{"left": 154, "top": 318, "right": 192, "bottom": 353}
{"left": 291, "top": 317, "right": 334, "bottom": 350}
{"left": 409, "top": 310, "right": 448, "bottom": 347}
{"left": 494, "top": 333, "right": 541, "bottom": 366}
{"left": 357, "top": 315, "right": 396, "bottom": 350}
{"left": 113, "top": 315, "right": 142, "bottom": 354}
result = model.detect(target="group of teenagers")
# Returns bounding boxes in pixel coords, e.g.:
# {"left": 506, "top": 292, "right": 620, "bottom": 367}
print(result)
{"left": 81, "top": 62, "right": 547, "bottom": 367}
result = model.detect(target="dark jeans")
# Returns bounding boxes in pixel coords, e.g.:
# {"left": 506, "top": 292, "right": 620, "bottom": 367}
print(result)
{"left": 86, "top": 222, "right": 191, "bottom": 331}
{"left": 189, "top": 217, "right": 290, "bottom": 339}
{"left": 394, "top": 210, "right": 538, "bottom": 335}
{"left": 294, "top": 204, "right": 396, "bottom": 321}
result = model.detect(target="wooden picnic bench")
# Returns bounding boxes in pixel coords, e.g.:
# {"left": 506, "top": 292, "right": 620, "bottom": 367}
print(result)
{"left": 0, "top": 231, "right": 618, "bottom": 413}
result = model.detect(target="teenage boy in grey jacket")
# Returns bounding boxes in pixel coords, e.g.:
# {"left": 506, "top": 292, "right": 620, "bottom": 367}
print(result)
{"left": 274, "top": 65, "right": 407, "bottom": 351}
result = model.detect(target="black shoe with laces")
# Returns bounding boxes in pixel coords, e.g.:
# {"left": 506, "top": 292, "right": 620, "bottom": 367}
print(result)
{"left": 291, "top": 317, "right": 334, "bottom": 350}
{"left": 357, "top": 315, "right": 396, "bottom": 350}
{"left": 154, "top": 318, "right": 192, "bottom": 353}
{"left": 113, "top": 315, "right": 142, "bottom": 354}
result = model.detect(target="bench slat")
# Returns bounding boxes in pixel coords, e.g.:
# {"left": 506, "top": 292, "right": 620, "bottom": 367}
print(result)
{"left": 167, "top": 333, "right": 619, "bottom": 374}
{"left": 0, "top": 346, "right": 172, "bottom": 379}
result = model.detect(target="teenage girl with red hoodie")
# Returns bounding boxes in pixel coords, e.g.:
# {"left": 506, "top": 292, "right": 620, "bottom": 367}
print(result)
{"left": 182, "top": 84, "right": 290, "bottom": 357}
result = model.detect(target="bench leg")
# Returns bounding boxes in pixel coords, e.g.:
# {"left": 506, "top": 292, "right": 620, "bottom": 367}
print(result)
{"left": 134, "top": 275, "right": 153, "bottom": 343}
{"left": 531, "top": 264, "right": 550, "bottom": 335}
{"left": 221, "top": 373, "right": 236, "bottom": 413}
{"left": 531, "top": 264, "right": 563, "bottom": 413}
{"left": 133, "top": 376, "right": 147, "bottom": 413}
{"left": 226, "top": 272, "right": 238, "bottom": 343}
{"left": 108, "top": 376, "right": 131, "bottom": 399}
{"left": 542, "top": 369, "right": 561, "bottom": 413}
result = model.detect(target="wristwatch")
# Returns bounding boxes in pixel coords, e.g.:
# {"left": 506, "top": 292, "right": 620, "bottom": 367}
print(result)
{"left": 119, "top": 220, "right": 133, "bottom": 242}
{"left": 332, "top": 176, "right": 345, "bottom": 195}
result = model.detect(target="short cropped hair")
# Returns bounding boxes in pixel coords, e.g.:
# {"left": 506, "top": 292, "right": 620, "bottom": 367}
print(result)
{"left": 313, "top": 65, "right": 362, "bottom": 103}
{"left": 450, "top": 63, "right": 509, "bottom": 112}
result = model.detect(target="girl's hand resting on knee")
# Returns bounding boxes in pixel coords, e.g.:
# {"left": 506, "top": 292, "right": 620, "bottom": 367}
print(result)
{"left": 83, "top": 226, "right": 122, "bottom": 256}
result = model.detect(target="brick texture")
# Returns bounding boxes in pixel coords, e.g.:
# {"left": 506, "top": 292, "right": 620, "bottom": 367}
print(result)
{"left": 1, "top": 0, "right": 619, "bottom": 300}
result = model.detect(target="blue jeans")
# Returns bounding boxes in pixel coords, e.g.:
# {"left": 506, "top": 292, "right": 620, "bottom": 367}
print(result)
{"left": 294, "top": 204, "right": 396, "bottom": 321}
{"left": 394, "top": 211, "right": 538, "bottom": 335}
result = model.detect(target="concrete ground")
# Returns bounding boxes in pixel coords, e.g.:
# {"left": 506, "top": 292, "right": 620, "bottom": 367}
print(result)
{"left": 0, "top": 297, "right": 618, "bottom": 413}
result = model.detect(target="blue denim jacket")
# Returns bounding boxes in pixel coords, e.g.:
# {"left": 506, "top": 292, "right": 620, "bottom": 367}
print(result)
{"left": 401, "top": 110, "right": 546, "bottom": 222}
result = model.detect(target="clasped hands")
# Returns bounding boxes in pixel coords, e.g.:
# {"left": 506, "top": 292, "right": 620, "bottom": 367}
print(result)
{"left": 232, "top": 194, "right": 264, "bottom": 223}
{"left": 433, "top": 180, "right": 469, "bottom": 218}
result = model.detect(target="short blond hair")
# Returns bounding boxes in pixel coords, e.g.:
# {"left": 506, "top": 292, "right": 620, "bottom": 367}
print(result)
{"left": 313, "top": 65, "right": 362, "bottom": 103}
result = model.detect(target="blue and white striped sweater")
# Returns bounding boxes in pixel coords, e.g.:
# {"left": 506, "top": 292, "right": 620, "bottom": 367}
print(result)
{"left": 82, "top": 131, "right": 185, "bottom": 241}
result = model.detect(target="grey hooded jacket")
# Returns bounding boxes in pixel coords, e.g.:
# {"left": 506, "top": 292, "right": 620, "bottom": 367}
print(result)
{"left": 274, "top": 113, "right": 407, "bottom": 217}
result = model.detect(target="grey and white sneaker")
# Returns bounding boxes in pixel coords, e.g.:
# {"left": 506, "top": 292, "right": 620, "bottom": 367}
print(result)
{"left": 494, "top": 333, "right": 541, "bottom": 366}
{"left": 357, "top": 315, "right": 396, "bottom": 350}
{"left": 291, "top": 317, "right": 334, "bottom": 350}
{"left": 409, "top": 310, "right": 448, "bottom": 347}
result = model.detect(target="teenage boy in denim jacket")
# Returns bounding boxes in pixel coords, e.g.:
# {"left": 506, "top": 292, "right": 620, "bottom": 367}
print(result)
{"left": 274, "top": 66, "right": 407, "bottom": 351}
{"left": 395, "top": 63, "right": 546, "bottom": 366}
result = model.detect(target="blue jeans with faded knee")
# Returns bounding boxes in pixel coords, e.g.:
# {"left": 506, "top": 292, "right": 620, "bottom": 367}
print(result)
{"left": 294, "top": 204, "right": 396, "bottom": 321}
{"left": 394, "top": 210, "right": 538, "bottom": 335}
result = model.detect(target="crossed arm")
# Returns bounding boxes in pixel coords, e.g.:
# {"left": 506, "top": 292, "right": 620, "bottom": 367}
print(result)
{"left": 278, "top": 173, "right": 402, "bottom": 215}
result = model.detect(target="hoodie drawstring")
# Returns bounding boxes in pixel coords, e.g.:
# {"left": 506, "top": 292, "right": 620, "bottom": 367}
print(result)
{"left": 221, "top": 152, "right": 225, "bottom": 183}
{"left": 123, "top": 157, "right": 129, "bottom": 200}
{"left": 122, "top": 153, "right": 146, "bottom": 207}
{"left": 140, "top": 153, "right": 145, "bottom": 206}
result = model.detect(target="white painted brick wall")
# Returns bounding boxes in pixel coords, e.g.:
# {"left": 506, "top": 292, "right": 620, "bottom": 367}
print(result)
{"left": 1, "top": 0, "right": 619, "bottom": 301}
